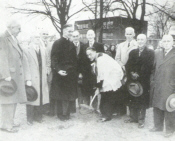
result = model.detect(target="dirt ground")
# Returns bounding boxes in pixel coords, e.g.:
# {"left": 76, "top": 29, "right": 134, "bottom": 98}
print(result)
{"left": 0, "top": 104, "right": 174, "bottom": 141}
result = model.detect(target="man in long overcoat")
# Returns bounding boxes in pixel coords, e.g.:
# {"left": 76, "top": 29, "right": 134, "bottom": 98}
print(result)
{"left": 0, "top": 21, "right": 31, "bottom": 132}
{"left": 125, "top": 34, "right": 154, "bottom": 128}
{"left": 50, "top": 24, "right": 77, "bottom": 121}
{"left": 150, "top": 35, "right": 175, "bottom": 137}
{"left": 24, "top": 35, "right": 49, "bottom": 125}
{"left": 115, "top": 27, "right": 138, "bottom": 116}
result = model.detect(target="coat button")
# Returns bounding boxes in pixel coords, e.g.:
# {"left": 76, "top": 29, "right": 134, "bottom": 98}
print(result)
{"left": 20, "top": 73, "right": 22, "bottom": 75}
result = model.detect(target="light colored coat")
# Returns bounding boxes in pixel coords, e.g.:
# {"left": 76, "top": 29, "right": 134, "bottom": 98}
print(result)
{"left": 0, "top": 31, "right": 31, "bottom": 104}
{"left": 24, "top": 41, "right": 49, "bottom": 106}
{"left": 115, "top": 40, "right": 138, "bottom": 67}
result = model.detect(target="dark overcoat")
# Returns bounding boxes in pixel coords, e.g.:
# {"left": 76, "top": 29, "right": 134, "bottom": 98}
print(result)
{"left": 152, "top": 48, "right": 175, "bottom": 111}
{"left": 85, "top": 42, "right": 104, "bottom": 52}
{"left": 50, "top": 37, "right": 77, "bottom": 101}
{"left": 79, "top": 42, "right": 104, "bottom": 96}
{"left": 125, "top": 47, "right": 154, "bottom": 108}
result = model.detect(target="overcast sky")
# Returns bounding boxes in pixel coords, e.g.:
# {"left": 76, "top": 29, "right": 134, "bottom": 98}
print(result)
{"left": 0, "top": 0, "right": 174, "bottom": 39}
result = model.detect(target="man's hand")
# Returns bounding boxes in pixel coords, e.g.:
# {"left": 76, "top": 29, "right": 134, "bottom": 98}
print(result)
{"left": 131, "top": 72, "right": 139, "bottom": 80}
{"left": 79, "top": 73, "right": 83, "bottom": 79}
{"left": 58, "top": 70, "right": 67, "bottom": 76}
{"left": 5, "top": 77, "right": 11, "bottom": 81}
{"left": 26, "top": 81, "right": 32, "bottom": 86}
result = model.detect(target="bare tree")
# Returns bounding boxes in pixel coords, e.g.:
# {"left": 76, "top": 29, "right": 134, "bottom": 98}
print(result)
{"left": 9, "top": 0, "right": 90, "bottom": 36}
{"left": 82, "top": 0, "right": 113, "bottom": 42}
{"left": 110, "top": 0, "right": 175, "bottom": 34}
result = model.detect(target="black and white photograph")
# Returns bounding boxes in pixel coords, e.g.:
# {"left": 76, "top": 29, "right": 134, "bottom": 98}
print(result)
{"left": 0, "top": 0, "right": 175, "bottom": 141}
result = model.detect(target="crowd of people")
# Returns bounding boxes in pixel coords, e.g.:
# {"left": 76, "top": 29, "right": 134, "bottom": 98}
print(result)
{"left": 0, "top": 20, "right": 175, "bottom": 138}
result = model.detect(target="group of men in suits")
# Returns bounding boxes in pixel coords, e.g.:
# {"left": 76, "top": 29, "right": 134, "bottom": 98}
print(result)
{"left": 50, "top": 25, "right": 104, "bottom": 121}
{"left": 116, "top": 27, "right": 175, "bottom": 137}
{"left": 1, "top": 20, "right": 175, "bottom": 137}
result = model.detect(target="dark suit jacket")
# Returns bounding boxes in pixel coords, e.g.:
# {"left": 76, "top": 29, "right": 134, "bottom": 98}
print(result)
{"left": 152, "top": 48, "right": 175, "bottom": 110}
{"left": 50, "top": 37, "right": 77, "bottom": 100}
{"left": 78, "top": 41, "right": 104, "bottom": 96}
{"left": 85, "top": 42, "right": 104, "bottom": 52}
{"left": 125, "top": 47, "right": 154, "bottom": 108}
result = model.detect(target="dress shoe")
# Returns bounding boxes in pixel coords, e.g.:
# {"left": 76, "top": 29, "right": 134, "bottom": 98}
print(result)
{"left": 124, "top": 118, "right": 136, "bottom": 123}
{"left": 164, "top": 132, "right": 174, "bottom": 138}
{"left": 100, "top": 117, "right": 111, "bottom": 122}
{"left": 149, "top": 127, "right": 163, "bottom": 132}
{"left": 13, "top": 123, "right": 20, "bottom": 128}
{"left": 138, "top": 123, "right": 144, "bottom": 128}
{"left": 0, "top": 127, "right": 18, "bottom": 133}
{"left": 58, "top": 115, "right": 70, "bottom": 121}
{"left": 27, "top": 121, "right": 33, "bottom": 126}
{"left": 47, "top": 112, "right": 55, "bottom": 117}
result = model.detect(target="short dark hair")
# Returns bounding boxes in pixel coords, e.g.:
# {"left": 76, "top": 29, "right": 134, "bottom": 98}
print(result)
{"left": 63, "top": 24, "right": 72, "bottom": 29}
{"left": 86, "top": 47, "right": 96, "bottom": 52}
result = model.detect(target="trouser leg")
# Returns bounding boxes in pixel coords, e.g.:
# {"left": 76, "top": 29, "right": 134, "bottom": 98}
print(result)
{"left": 26, "top": 105, "right": 34, "bottom": 123}
{"left": 57, "top": 100, "right": 63, "bottom": 117}
{"left": 100, "top": 92, "right": 115, "bottom": 119}
{"left": 138, "top": 107, "right": 146, "bottom": 124}
{"left": 129, "top": 106, "right": 138, "bottom": 122}
{"left": 165, "top": 111, "right": 175, "bottom": 133}
{"left": 33, "top": 106, "right": 43, "bottom": 122}
{"left": 100, "top": 93, "right": 105, "bottom": 116}
{"left": 83, "top": 95, "right": 90, "bottom": 105}
{"left": 49, "top": 99, "right": 56, "bottom": 115}
{"left": 69, "top": 100, "right": 76, "bottom": 113}
{"left": 1, "top": 104, "right": 16, "bottom": 129}
{"left": 62, "top": 100, "right": 70, "bottom": 116}
{"left": 77, "top": 86, "right": 83, "bottom": 106}
{"left": 153, "top": 107, "right": 164, "bottom": 130}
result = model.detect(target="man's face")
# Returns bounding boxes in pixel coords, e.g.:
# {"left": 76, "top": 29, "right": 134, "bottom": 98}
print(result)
{"left": 125, "top": 30, "right": 134, "bottom": 41}
{"left": 137, "top": 35, "right": 147, "bottom": 49}
{"left": 86, "top": 50, "right": 96, "bottom": 61}
{"left": 86, "top": 31, "right": 95, "bottom": 42}
{"left": 162, "top": 36, "right": 173, "bottom": 51}
{"left": 10, "top": 24, "right": 21, "bottom": 37}
{"left": 63, "top": 27, "right": 73, "bottom": 39}
{"left": 72, "top": 32, "right": 80, "bottom": 43}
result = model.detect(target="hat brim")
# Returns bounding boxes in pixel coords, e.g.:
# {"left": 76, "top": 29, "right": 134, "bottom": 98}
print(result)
{"left": 25, "top": 85, "right": 38, "bottom": 102}
{"left": 127, "top": 81, "right": 143, "bottom": 97}
{"left": 166, "top": 94, "right": 175, "bottom": 112}
{"left": 0, "top": 79, "right": 17, "bottom": 96}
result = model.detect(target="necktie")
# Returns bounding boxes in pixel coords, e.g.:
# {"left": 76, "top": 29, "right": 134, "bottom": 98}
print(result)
{"left": 128, "top": 43, "right": 130, "bottom": 48}
{"left": 89, "top": 43, "right": 93, "bottom": 47}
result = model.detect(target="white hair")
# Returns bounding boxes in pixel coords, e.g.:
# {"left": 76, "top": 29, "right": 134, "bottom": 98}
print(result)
{"left": 7, "top": 20, "right": 20, "bottom": 29}
{"left": 137, "top": 34, "right": 147, "bottom": 39}
{"left": 162, "top": 34, "right": 174, "bottom": 41}
{"left": 86, "top": 29, "right": 95, "bottom": 36}
{"left": 125, "top": 27, "right": 135, "bottom": 34}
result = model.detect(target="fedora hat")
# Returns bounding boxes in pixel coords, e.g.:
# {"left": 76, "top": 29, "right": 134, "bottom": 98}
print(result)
{"left": 25, "top": 85, "right": 38, "bottom": 102}
{"left": 0, "top": 79, "right": 17, "bottom": 97}
{"left": 166, "top": 94, "right": 175, "bottom": 112}
{"left": 127, "top": 81, "right": 143, "bottom": 97}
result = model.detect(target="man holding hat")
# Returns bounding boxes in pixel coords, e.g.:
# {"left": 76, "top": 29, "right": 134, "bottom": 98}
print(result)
{"left": 24, "top": 34, "right": 49, "bottom": 125}
{"left": 150, "top": 35, "right": 175, "bottom": 137}
{"left": 125, "top": 34, "right": 154, "bottom": 128}
{"left": 51, "top": 24, "right": 77, "bottom": 121}
{"left": 0, "top": 20, "right": 31, "bottom": 132}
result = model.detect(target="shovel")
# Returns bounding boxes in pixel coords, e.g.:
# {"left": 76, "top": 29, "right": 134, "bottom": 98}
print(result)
{"left": 79, "top": 88, "right": 100, "bottom": 114}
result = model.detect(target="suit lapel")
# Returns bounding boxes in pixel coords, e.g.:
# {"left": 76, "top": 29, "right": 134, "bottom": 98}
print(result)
{"left": 7, "top": 34, "right": 22, "bottom": 56}
{"left": 28, "top": 46, "right": 39, "bottom": 66}
{"left": 159, "top": 48, "right": 175, "bottom": 67}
